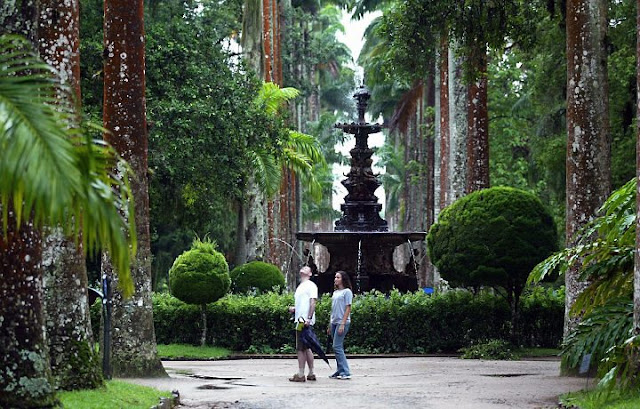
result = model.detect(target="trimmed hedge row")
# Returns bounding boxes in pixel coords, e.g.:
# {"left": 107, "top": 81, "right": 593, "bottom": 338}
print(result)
{"left": 91, "top": 288, "right": 563, "bottom": 353}
{"left": 91, "top": 287, "right": 560, "bottom": 353}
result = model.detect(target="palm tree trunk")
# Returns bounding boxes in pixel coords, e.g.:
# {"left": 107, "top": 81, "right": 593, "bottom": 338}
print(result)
{"left": 423, "top": 72, "right": 436, "bottom": 288}
{"left": 0, "top": 5, "right": 57, "bottom": 406}
{"left": 0, "top": 216, "right": 57, "bottom": 408}
{"left": 564, "top": 0, "right": 611, "bottom": 351}
{"left": 103, "top": 0, "right": 165, "bottom": 377}
{"left": 437, "top": 38, "right": 450, "bottom": 212}
{"left": 39, "top": 0, "right": 103, "bottom": 390}
{"left": 448, "top": 43, "right": 468, "bottom": 202}
{"left": 466, "top": 48, "right": 489, "bottom": 193}
{"left": 263, "top": 0, "right": 272, "bottom": 81}
{"left": 241, "top": 0, "right": 264, "bottom": 77}
{"left": 634, "top": 0, "right": 640, "bottom": 338}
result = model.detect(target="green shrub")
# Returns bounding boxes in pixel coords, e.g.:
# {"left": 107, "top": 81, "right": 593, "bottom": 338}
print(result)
{"left": 168, "top": 238, "right": 231, "bottom": 345}
{"left": 230, "top": 261, "right": 285, "bottom": 294}
{"left": 169, "top": 238, "right": 230, "bottom": 305}
{"left": 427, "top": 187, "right": 558, "bottom": 342}
{"left": 428, "top": 187, "right": 558, "bottom": 292}
{"left": 459, "top": 339, "right": 519, "bottom": 360}
{"left": 152, "top": 288, "right": 563, "bottom": 353}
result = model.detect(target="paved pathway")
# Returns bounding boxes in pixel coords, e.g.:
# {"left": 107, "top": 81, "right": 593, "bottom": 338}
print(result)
{"left": 128, "top": 357, "right": 591, "bottom": 409}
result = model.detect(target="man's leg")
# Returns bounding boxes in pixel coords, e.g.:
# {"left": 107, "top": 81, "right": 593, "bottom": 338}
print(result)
{"left": 305, "top": 348, "right": 314, "bottom": 376}
{"left": 289, "top": 331, "right": 306, "bottom": 381}
{"left": 297, "top": 350, "right": 307, "bottom": 376}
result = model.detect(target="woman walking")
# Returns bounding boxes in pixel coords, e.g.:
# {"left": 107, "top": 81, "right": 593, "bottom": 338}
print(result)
{"left": 328, "top": 270, "right": 353, "bottom": 380}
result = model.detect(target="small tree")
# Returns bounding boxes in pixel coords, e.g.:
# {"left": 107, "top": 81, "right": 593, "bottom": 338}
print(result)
{"left": 427, "top": 187, "right": 558, "bottom": 340}
{"left": 169, "top": 238, "right": 230, "bottom": 346}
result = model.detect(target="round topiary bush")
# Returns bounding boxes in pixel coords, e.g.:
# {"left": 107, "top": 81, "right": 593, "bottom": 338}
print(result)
{"left": 427, "top": 187, "right": 558, "bottom": 340}
{"left": 427, "top": 186, "right": 557, "bottom": 291}
{"left": 169, "top": 238, "right": 231, "bottom": 345}
{"left": 169, "top": 238, "right": 231, "bottom": 305}
{"left": 230, "top": 260, "right": 285, "bottom": 294}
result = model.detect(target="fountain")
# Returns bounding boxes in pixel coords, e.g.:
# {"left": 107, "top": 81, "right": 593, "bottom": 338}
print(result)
{"left": 296, "top": 86, "right": 426, "bottom": 294}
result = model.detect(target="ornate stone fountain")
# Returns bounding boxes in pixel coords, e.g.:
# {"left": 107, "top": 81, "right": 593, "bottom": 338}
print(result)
{"left": 296, "top": 86, "right": 426, "bottom": 294}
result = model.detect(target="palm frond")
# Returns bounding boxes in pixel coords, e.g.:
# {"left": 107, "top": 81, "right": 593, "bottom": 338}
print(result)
{"left": 562, "top": 299, "right": 633, "bottom": 373}
{"left": 249, "top": 148, "right": 281, "bottom": 197}
{"left": 257, "top": 82, "right": 300, "bottom": 115}
{"left": 0, "top": 34, "right": 135, "bottom": 295}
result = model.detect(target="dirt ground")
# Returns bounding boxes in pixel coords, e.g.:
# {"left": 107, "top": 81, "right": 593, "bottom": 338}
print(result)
{"left": 127, "top": 357, "right": 592, "bottom": 409}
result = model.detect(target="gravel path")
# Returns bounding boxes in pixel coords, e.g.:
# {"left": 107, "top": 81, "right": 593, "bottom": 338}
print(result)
{"left": 127, "top": 357, "right": 591, "bottom": 409}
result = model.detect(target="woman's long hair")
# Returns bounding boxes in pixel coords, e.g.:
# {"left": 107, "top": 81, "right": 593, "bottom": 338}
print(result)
{"left": 336, "top": 270, "right": 353, "bottom": 290}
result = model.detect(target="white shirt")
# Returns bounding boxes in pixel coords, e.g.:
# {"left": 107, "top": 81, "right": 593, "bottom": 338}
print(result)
{"left": 294, "top": 279, "right": 318, "bottom": 325}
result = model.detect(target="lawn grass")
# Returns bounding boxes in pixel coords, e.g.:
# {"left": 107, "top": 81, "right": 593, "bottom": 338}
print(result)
{"left": 561, "top": 388, "right": 640, "bottom": 409}
{"left": 58, "top": 380, "right": 171, "bottom": 409}
{"left": 157, "top": 343, "right": 231, "bottom": 359}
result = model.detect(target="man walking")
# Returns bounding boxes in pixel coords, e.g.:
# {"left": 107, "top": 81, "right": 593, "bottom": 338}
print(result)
{"left": 288, "top": 266, "right": 318, "bottom": 382}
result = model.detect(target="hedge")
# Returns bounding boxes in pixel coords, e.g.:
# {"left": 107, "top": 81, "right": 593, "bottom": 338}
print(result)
{"left": 90, "top": 287, "right": 559, "bottom": 353}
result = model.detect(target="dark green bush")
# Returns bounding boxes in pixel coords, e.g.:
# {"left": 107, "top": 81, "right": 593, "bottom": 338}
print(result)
{"left": 169, "top": 238, "right": 230, "bottom": 305}
{"left": 230, "top": 261, "right": 285, "bottom": 294}
{"left": 151, "top": 288, "right": 564, "bottom": 353}
{"left": 428, "top": 187, "right": 558, "bottom": 292}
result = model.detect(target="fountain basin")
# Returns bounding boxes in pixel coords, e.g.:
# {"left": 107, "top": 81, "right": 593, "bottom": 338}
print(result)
{"left": 296, "top": 231, "right": 426, "bottom": 294}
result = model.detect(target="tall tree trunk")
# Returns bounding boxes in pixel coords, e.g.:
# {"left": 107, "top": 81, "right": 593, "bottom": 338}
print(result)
{"left": 423, "top": 72, "right": 436, "bottom": 288}
{"left": 102, "top": 0, "right": 165, "bottom": 377}
{"left": 265, "top": 0, "right": 297, "bottom": 281}
{"left": 634, "top": 0, "right": 640, "bottom": 338}
{"left": 564, "top": 0, "right": 610, "bottom": 351}
{"left": 448, "top": 44, "right": 468, "bottom": 202}
{"left": 238, "top": 0, "right": 268, "bottom": 266}
{"left": 241, "top": 0, "right": 264, "bottom": 78}
{"left": 234, "top": 184, "right": 267, "bottom": 266}
{"left": 437, "top": 39, "right": 450, "bottom": 214}
{"left": 0, "top": 5, "right": 58, "bottom": 407}
{"left": 466, "top": 48, "right": 489, "bottom": 193}
{"left": 263, "top": 0, "right": 272, "bottom": 82}
{"left": 38, "top": 0, "right": 102, "bottom": 390}
{"left": 0, "top": 217, "right": 57, "bottom": 408}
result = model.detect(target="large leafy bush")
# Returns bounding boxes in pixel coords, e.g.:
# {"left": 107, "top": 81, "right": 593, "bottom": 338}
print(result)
{"left": 169, "top": 239, "right": 230, "bottom": 305}
{"left": 427, "top": 187, "right": 558, "bottom": 340}
{"left": 230, "top": 261, "right": 285, "bottom": 294}
{"left": 428, "top": 186, "right": 558, "bottom": 292}
{"left": 530, "top": 179, "right": 637, "bottom": 388}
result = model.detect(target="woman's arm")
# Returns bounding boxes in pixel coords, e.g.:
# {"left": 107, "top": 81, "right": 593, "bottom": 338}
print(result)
{"left": 338, "top": 304, "right": 351, "bottom": 334}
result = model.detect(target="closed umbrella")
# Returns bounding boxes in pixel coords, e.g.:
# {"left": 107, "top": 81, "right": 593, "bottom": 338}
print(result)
{"left": 300, "top": 326, "right": 331, "bottom": 367}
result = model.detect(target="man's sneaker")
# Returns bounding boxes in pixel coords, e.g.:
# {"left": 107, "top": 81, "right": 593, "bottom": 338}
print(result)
{"left": 337, "top": 374, "right": 351, "bottom": 380}
{"left": 329, "top": 372, "right": 340, "bottom": 379}
{"left": 289, "top": 374, "right": 306, "bottom": 382}
{"left": 306, "top": 374, "right": 317, "bottom": 381}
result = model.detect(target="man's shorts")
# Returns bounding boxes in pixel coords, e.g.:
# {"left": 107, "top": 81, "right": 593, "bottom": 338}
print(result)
{"left": 295, "top": 328, "right": 309, "bottom": 351}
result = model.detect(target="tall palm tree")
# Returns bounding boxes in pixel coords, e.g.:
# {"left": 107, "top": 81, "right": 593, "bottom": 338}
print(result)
{"left": 102, "top": 0, "right": 166, "bottom": 377}
{"left": 38, "top": 0, "right": 104, "bottom": 390}
{"left": 0, "top": 34, "right": 135, "bottom": 408}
